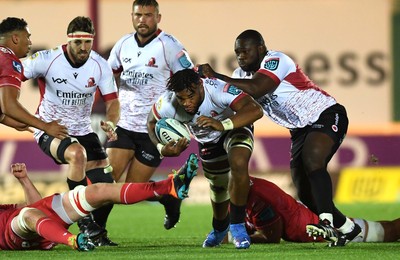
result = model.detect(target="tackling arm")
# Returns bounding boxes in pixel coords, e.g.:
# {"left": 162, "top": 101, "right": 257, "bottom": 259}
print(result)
{"left": 0, "top": 114, "right": 33, "bottom": 132}
{"left": 199, "top": 63, "right": 278, "bottom": 99}
{"left": 196, "top": 95, "right": 263, "bottom": 131}
{"left": 0, "top": 87, "right": 68, "bottom": 139}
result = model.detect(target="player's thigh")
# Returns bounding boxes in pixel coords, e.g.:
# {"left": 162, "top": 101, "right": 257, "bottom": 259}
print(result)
{"left": 106, "top": 147, "right": 134, "bottom": 182}
{"left": 126, "top": 159, "right": 158, "bottom": 183}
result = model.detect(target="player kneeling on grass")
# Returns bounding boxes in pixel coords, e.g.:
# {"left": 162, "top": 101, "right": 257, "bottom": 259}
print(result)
{"left": 0, "top": 154, "right": 198, "bottom": 251}
{"left": 224, "top": 176, "right": 400, "bottom": 245}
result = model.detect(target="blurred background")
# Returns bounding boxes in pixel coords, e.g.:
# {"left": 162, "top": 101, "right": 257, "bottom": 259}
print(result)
{"left": 0, "top": 0, "right": 399, "bottom": 204}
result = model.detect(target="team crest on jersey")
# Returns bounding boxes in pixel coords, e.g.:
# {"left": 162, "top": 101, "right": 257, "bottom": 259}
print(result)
{"left": 85, "top": 77, "right": 97, "bottom": 88}
{"left": 145, "top": 57, "right": 158, "bottom": 68}
{"left": 12, "top": 61, "right": 22, "bottom": 73}
{"left": 223, "top": 84, "right": 241, "bottom": 96}
{"left": 177, "top": 51, "right": 192, "bottom": 68}
{"left": 264, "top": 58, "right": 280, "bottom": 71}
{"left": 210, "top": 110, "right": 219, "bottom": 117}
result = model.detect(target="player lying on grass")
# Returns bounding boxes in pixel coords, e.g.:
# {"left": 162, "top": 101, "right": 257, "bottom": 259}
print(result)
{"left": 225, "top": 176, "right": 400, "bottom": 245}
{"left": 0, "top": 153, "right": 198, "bottom": 251}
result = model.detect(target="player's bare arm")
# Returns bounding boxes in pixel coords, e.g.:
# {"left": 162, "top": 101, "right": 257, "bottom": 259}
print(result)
{"left": 0, "top": 115, "right": 33, "bottom": 132}
{"left": 11, "top": 163, "right": 42, "bottom": 206}
{"left": 0, "top": 87, "right": 68, "bottom": 139}
{"left": 112, "top": 72, "right": 121, "bottom": 89}
{"left": 198, "top": 63, "right": 278, "bottom": 99}
{"left": 195, "top": 96, "right": 262, "bottom": 131}
{"left": 101, "top": 98, "right": 120, "bottom": 141}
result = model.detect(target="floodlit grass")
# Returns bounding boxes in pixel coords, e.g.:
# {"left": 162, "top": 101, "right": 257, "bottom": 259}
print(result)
{"left": 2, "top": 203, "right": 400, "bottom": 259}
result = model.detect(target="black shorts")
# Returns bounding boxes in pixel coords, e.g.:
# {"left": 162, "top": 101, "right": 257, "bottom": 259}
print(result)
{"left": 38, "top": 132, "right": 107, "bottom": 165}
{"left": 198, "top": 125, "right": 254, "bottom": 162}
{"left": 290, "top": 103, "right": 348, "bottom": 168}
{"left": 105, "top": 126, "right": 162, "bottom": 167}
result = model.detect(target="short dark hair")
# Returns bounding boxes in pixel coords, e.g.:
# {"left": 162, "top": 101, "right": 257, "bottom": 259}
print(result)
{"left": 133, "top": 0, "right": 159, "bottom": 12}
{"left": 0, "top": 17, "right": 27, "bottom": 35}
{"left": 67, "top": 16, "right": 95, "bottom": 35}
{"left": 236, "top": 29, "right": 265, "bottom": 46}
{"left": 167, "top": 69, "right": 200, "bottom": 92}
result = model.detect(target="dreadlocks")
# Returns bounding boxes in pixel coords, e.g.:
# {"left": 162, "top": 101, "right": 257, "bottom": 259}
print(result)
{"left": 166, "top": 69, "right": 200, "bottom": 92}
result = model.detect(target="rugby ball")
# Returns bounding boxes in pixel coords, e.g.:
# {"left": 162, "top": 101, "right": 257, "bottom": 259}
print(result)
{"left": 155, "top": 118, "right": 191, "bottom": 145}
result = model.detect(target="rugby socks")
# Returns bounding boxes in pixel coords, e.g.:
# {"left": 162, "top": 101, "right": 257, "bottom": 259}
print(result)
{"left": 333, "top": 206, "right": 347, "bottom": 228}
{"left": 86, "top": 168, "right": 114, "bottom": 228}
{"left": 307, "top": 168, "right": 334, "bottom": 215}
{"left": 67, "top": 177, "right": 87, "bottom": 190}
{"left": 230, "top": 203, "right": 246, "bottom": 224}
{"left": 120, "top": 178, "right": 171, "bottom": 204}
{"left": 213, "top": 214, "right": 230, "bottom": 232}
{"left": 36, "top": 217, "right": 73, "bottom": 246}
{"left": 338, "top": 217, "right": 356, "bottom": 234}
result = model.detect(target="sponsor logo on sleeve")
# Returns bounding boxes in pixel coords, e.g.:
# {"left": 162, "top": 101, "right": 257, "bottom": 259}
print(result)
{"left": 224, "top": 85, "right": 242, "bottom": 95}
{"left": 264, "top": 58, "right": 280, "bottom": 71}
{"left": 12, "top": 61, "right": 22, "bottom": 73}
{"left": 29, "top": 52, "right": 39, "bottom": 59}
{"left": 177, "top": 51, "right": 192, "bottom": 68}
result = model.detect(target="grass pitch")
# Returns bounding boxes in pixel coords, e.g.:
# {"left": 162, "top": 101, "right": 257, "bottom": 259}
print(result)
{"left": 2, "top": 203, "right": 400, "bottom": 259}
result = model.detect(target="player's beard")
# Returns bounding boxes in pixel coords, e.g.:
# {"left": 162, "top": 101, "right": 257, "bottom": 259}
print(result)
{"left": 135, "top": 24, "right": 157, "bottom": 38}
{"left": 238, "top": 60, "right": 259, "bottom": 74}
{"left": 71, "top": 49, "right": 90, "bottom": 66}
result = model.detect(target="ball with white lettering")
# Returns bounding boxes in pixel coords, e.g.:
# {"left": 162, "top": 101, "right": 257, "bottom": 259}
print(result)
{"left": 155, "top": 118, "right": 191, "bottom": 145}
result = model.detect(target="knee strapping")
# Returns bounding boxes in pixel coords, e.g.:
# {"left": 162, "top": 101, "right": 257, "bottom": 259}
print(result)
{"left": 57, "top": 137, "right": 79, "bottom": 164}
{"left": 204, "top": 169, "right": 230, "bottom": 203}
{"left": 14, "top": 207, "right": 35, "bottom": 234}
{"left": 352, "top": 218, "right": 384, "bottom": 242}
{"left": 223, "top": 128, "right": 254, "bottom": 152}
{"left": 68, "top": 185, "right": 96, "bottom": 217}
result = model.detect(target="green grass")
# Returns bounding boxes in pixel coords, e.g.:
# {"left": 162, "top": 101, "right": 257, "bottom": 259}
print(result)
{"left": 2, "top": 203, "right": 400, "bottom": 259}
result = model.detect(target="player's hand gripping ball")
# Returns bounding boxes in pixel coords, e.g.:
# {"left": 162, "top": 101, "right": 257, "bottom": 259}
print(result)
{"left": 155, "top": 118, "right": 191, "bottom": 145}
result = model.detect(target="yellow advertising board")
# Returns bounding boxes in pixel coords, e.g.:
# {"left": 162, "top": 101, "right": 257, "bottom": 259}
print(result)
{"left": 336, "top": 167, "right": 400, "bottom": 203}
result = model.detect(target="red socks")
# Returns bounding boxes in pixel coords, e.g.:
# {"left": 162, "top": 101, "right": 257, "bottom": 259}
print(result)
{"left": 36, "top": 217, "right": 73, "bottom": 246}
{"left": 120, "top": 179, "right": 171, "bottom": 204}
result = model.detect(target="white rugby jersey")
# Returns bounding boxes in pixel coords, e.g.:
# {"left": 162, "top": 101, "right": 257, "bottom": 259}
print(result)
{"left": 151, "top": 78, "right": 247, "bottom": 144}
{"left": 108, "top": 29, "right": 193, "bottom": 133}
{"left": 233, "top": 51, "right": 337, "bottom": 129}
{"left": 23, "top": 45, "right": 118, "bottom": 139}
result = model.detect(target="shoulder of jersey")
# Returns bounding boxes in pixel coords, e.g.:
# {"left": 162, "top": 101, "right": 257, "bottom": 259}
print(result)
{"left": 158, "top": 31, "right": 182, "bottom": 45}
{"left": 29, "top": 47, "right": 61, "bottom": 60}
{"left": 112, "top": 33, "right": 135, "bottom": 49}
{"left": 203, "top": 77, "right": 224, "bottom": 89}
{"left": 89, "top": 50, "right": 107, "bottom": 62}
{"left": 0, "top": 46, "right": 13, "bottom": 56}
{"left": 268, "top": 50, "right": 291, "bottom": 60}
{"left": 119, "top": 33, "right": 135, "bottom": 42}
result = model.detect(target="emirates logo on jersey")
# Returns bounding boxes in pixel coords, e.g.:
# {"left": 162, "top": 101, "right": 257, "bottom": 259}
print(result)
{"left": 145, "top": 57, "right": 158, "bottom": 68}
{"left": 85, "top": 77, "right": 97, "bottom": 88}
